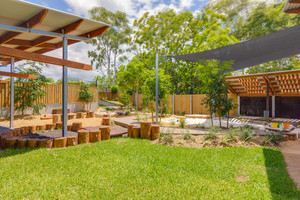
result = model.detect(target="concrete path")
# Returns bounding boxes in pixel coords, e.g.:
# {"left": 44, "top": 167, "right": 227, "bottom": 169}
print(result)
{"left": 0, "top": 125, "right": 10, "bottom": 135}
{"left": 280, "top": 140, "right": 300, "bottom": 189}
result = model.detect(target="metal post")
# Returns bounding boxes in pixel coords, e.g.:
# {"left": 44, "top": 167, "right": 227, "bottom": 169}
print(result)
{"left": 272, "top": 96, "right": 275, "bottom": 118}
{"left": 155, "top": 53, "right": 159, "bottom": 124}
{"left": 172, "top": 94, "right": 175, "bottom": 115}
{"left": 264, "top": 83, "right": 270, "bottom": 120}
{"left": 10, "top": 57, "right": 14, "bottom": 129}
{"left": 237, "top": 96, "right": 240, "bottom": 115}
{"left": 62, "top": 36, "right": 68, "bottom": 137}
{"left": 190, "top": 95, "right": 192, "bottom": 114}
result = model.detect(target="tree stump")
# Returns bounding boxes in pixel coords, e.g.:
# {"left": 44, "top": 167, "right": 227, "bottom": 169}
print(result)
{"left": 17, "top": 139, "right": 28, "bottom": 149}
{"left": 287, "top": 133, "right": 297, "bottom": 141}
{"left": 132, "top": 127, "right": 140, "bottom": 138}
{"left": 67, "top": 136, "right": 78, "bottom": 146}
{"left": 77, "top": 112, "right": 85, "bottom": 119}
{"left": 53, "top": 137, "right": 67, "bottom": 148}
{"left": 6, "top": 137, "right": 17, "bottom": 148}
{"left": 71, "top": 122, "right": 82, "bottom": 132}
{"left": 127, "top": 124, "right": 134, "bottom": 138}
{"left": 151, "top": 125, "right": 160, "bottom": 140}
{"left": 68, "top": 114, "right": 76, "bottom": 120}
{"left": 102, "top": 114, "right": 110, "bottom": 118}
{"left": 140, "top": 122, "right": 151, "bottom": 139}
{"left": 101, "top": 117, "right": 111, "bottom": 126}
{"left": 45, "top": 139, "right": 53, "bottom": 149}
{"left": 36, "top": 125, "right": 46, "bottom": 132}
{"left": 67, "top": 124, "right": 72, "bottom": 131}
{"left": 20, "top": 127, "right": 26, "bottom": 134}
{"left": 89, "top": 130, "right": 101, "bottom": 142}
{"left": 283, "top": 135, "right": 289, "bottom": 141}
{"left": 28, "top": 125, "right": 36, "bottom": 133}
{"left": 56, "top": 122, "right": 63, "bottom": 129}
{"left": 77, "top": 129, "right": 89, "bottom": 144}
{"left": 12, "top": 129, "right": 17, "bottom": 136}
{"left": 100, "top": 126, "right": 110, "bottom": 140}
{"left": 27, "top": 139, "right": 38, "bottom": 148}
{"left": 14, "top": 128, "right": 22, "bottom": 136}
{"left": 24, "top": 126, "right": 30, "bottom": 134}
{"left": 46, "top": 123, "right": 56, "bottom": 130}
{"left": 87, "top": 111, "right": 95, "bottom": 118}
{"left": 37, "top": 139, "right": 47, "bottom": 148}
{"left": 0, "top": 135, "right": 9, "bottom": 149}
{"left": 52, "top": 114, "right": 61, "bottom": 123}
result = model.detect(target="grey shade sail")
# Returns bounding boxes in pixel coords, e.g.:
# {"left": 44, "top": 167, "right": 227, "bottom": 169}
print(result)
{"left": 170, "top": 23, "right": 300, "bottom": 73}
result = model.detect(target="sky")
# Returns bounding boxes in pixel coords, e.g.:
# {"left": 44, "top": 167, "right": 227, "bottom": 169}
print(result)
{"left": 2, "top": 0, "right": 209, "bottom": 81}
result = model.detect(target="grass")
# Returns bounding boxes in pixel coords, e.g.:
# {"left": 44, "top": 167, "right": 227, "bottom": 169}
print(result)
{"left": 100, "top": 99, "right": 123, "bottom": 106}
{"left": 0, "top": 138, "right": 299, "bottom": 199}
{"left": 99, "top": 104, "right": 115, "bottom": 111}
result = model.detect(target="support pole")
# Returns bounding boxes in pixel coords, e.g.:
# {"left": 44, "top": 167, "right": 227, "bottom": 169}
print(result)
{"left": 155, "top": 53, "right": 159, "bottom": 124}
{"left": 272, "top": 96, "right": 275, "bottom": 118}
{"left": 264, "top": 83, "right": 270, "bottom": 120}
{"left": 10, "top": 57, "right": 14, "bottom": 129}
{"left": 62, "top": 36, "right": 68, "bottom": 137}
{"left": 237, "top": 96, "right": 240, "bottom": 115}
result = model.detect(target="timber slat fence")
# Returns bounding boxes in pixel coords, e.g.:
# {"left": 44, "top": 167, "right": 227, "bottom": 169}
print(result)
{"left": 0, "top": 83, "right": 98, "bottom": 107}
{"left": 100, "top": 91, "right": 238, "bottom": 116}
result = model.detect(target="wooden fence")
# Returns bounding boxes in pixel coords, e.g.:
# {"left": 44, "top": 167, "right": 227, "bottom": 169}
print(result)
{"left": 0, "top": 83, "right": 98, "bottom": 108}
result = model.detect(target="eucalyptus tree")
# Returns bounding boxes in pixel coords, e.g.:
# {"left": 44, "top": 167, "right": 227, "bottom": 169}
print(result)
{"left": 88, "top": 7, "right": 132, "bottom": 83}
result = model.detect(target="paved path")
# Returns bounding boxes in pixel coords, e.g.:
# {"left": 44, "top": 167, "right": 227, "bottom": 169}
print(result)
{"left": 0, "top": 125, "right": 10, "bottom": 135}
{"left": 280, "top": 140, "right": 300, "bottom": 189}
{"left": 83, "top": 125, "right": 127, "bottom": 137}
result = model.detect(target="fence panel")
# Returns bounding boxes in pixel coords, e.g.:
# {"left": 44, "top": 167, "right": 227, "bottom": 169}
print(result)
{"left": 174, "top": 95, "right": 190, "bottom": 115}
{"left": 0, "top": 83, "right": 98, "bottom": 107}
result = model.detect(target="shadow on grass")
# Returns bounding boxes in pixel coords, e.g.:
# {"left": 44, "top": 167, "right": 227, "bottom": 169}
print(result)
{"left": 263, "top": 148, "right": 300, "bottom": 199}
{"left": 0, "top": 148, "right": 36, "bottom": 159}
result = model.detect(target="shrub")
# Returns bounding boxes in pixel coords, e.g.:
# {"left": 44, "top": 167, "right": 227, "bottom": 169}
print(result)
{"left": 183, "top": 134, "right": 195, "bottom": 142}
{"left": 111, "top": 85, "right": 118, "bottom": 94}
{"left": 159, "top": 133, "right": 174, "bottom": 145}
{"left": 204, "top": 127, "right": 220, "bottom": 140}
{"left": 267, "top": 131, "right": 283, "bottom": 145}
{"left": 239, "top": 126, "right": 253, "bottom": 142}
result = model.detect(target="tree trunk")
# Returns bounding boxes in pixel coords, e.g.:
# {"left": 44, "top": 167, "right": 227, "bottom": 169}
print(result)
{"left": 227, "top": 111, "right": 230, "bottom": 129}
{"left": 219, "top": 115, "right": 222, "bottom": 128}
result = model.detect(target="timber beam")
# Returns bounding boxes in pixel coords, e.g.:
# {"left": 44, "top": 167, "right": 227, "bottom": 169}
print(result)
{"left": 0, "top": 9, "right": 48, "bottom": 44}
{"left": 0, "top": 46, "right": 92, "bottom": 70}
{"left": 0, "top": 71, "right": 37, "bottom": 79}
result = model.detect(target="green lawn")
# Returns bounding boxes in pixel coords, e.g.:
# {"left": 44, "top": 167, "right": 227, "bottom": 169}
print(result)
{"left": 0, "top": 138, "right": 299, "bottom": 199}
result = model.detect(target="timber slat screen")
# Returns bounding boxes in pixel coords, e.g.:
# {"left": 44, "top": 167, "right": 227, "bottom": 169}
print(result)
{"left": 0, "top": 83, "right": 98, "bottom": 107}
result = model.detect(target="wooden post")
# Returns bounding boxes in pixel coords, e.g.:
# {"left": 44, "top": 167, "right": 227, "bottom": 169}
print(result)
{"left": 67, "top": 136, "right": 78, "bottom": 146}
{"left": 6, "top": 137, "right": 17, "bottom": 148}
{"left": 27, "top": 139, "right": 38, "bottom": 148}
{"left": 77, "top": 129, "right": 89, "bottom": 144}
{"left": 101, "top": 117, "right": 111, "bottom": 126}
{"left": 56, "top": 122, "right": 63, "bottom": 129}
{"left": 71, "top": 122, "right": 82, "bottom": 132}
{"left": 37, "top": 139, "right": 47, "bottom": 148}
{"left": 100, "top": 126, "right": 110, "bottom": 140}
{"left": 89, "top": 130, "right": 101, "bottom": 142}
{"left": 28, "top": 125, "right": 36, "bottom": 133}
{"left": 140, "top": 122, "right": 151, "bottom": 139}
{"left": 53, "top": 137, "right": 67, "bottom": 148}
{"left": 17, "top": 139, "right": 27, "bottom": 148}
{"left": 132, "top": 127, "right": 140, "bottom": 138}
{"left": 52, "top": 114, "right": 61, "bottom": 123}
{"left": 127, "top": 124, "right": 134, "bottom": 138}
{"left": 46, "top": 123, "right": 56, "bottom": 130}
{"left": 151, "top": 125, "right": 160, "bottom": 140}
{"left": 45, "top": 139, "right": 53, "bottom": 149}
{"left": 77, "top": 112, "right": 85, "bottom": 119}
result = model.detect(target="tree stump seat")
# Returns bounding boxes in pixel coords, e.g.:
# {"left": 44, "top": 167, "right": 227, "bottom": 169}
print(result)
{"left": 71, "top": 122, "right": 82, "bottom": 132}
{"left": 53, "top": 137, "right": 67, "bottom": 148}
{"left": 89, "top": 130, "right": 101, "bottom": 142}
{"left": 67, "top": 136, "right": 78, "bottom": 146}
{"left": 46, "top": 123, "right": 56, "bottom": 130}
{"left": 77, "top": 129, "right": 89, "bottom": 144}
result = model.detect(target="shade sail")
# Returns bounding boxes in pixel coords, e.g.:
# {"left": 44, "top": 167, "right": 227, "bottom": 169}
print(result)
{"left": 170, "top": 23, "right": 300, "bottom": 73}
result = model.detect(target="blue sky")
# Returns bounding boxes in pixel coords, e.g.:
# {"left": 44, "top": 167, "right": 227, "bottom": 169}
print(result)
{"left": 2, "top": 0, "right": 209, "bottom": 81}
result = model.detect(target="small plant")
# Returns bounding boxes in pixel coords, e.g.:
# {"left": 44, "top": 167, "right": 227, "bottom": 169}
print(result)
{"left": 262, "top": 137, "right": 271, "bottom": 146}
{"left": 111, "top": 120, "right": 115, "bottom": 125}
{"left": 204, "top": 127, "right": 219, "bottom": 140}
{"left": 36, "top": 127, "right": 40, "bottom": 132}
{"left": 239, "top": 126, "right": 253, "bottom": 142}
{"left": 134, "top": 111, "right": 140, "bottom": 121}
{"left": 183, "top": 133, "right": 195, "bottom": 142}
{"left": 159, "top": 133, "right": 174, "bottom": 145}
{"left": 178, "top": 117, "right": 186, "bottom": 128}
{"left": 224, "top": 132, "right": 237, "bottom": 143}
{"left": 170, "top": 120, "right": 176, "bottom": 127}
{"left": 267, "top": 131, "right": 283, "bottom": 145}
{"left": 57, "top": 127, "right": 61, "bottom": 131}
{"left": 51, "top": 127, "right": 54, "bottom": 131}
{"left": 42, "top": 128, "right": 45, "bottom": 133}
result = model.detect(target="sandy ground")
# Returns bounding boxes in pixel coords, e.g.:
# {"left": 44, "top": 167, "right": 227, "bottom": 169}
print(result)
{"left": 280, "top": 140, "right": 300, "bottom": 189}
{"left": 0, "top": 114, "right": 106, "bottom": 128}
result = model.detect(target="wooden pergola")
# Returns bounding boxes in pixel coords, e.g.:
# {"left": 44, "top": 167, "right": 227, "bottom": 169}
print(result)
{"left": 284, "top": 0, "right": 300, "bottom": 14}
{"left": 225, "top": 69, "right": 300, "bottom": 118}
{"left": 0, "top": 0, "right": 109, "bottom": 136}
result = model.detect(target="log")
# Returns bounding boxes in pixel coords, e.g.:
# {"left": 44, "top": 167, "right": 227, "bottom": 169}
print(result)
{"left": 24, "top": 126, "right": 30, "bottom": 134}
{"left": 52, "top": 114, "right": 61, "bottom": 123}
{"left": 15, "top": 128, "right": 22, "bottom": 136}
{"left": 20, "top": 127, "right": 26, "bottom": 134}
{"left": 46, "top": 123, "right": 56, "bottom": 130}
{"left": 6, "top": 137, "right": 17, "bottom": 148}
{"left": 102, "top": 114, "right": 110, "bottom": 118}
{"left": 127, "top": 124, "right": 134, "bottom": 138}
{"left": 140, "top": 122, "right": 151, "bottom": 139}
{"left": 151, "top": 125, "right": 160, "bottom": 140}
{"left": 17, "top": 139, "right": 28, "bottom": 149}
{"left": 53, "top": 137, "right": 67, "bottom": 148}
{"left": 71, "top": 122, "right": 82, "bottom": 132}
{"left": 287, "top": 133, "right": 297, "bottom": 141}
{"left": 56, "top": 122, "right": 63, "bottom": 129}
{"left": 132, "top": 127, "right": 140, "bottom": 138}
{"left": 68, "top": 114, "right": 76, "bottom": 120}
{"left": 45, "top": 139, "right": 53, "bottom": 149}
{"left": 36, "top": 125, "right": 46, "bottom": 132}
{"left": 67, "top": 124, "right": 72, "bottom": 131}
{"left": 37, "top": 139, "right": 47, "bottom": 148}
{"left": 27, "top": 139, "right": 38, "bottom": 148}
{"left": 28, "top": 125, "right": 36, "bottom": 133}
{"left": 12, "top": 129, "right": 17, "bottom": 136}
{"left": 77, "top": 129, "right": 89, "bottom": 144}
{"left": 101, "top": 117, "right": 111, "bottom": 126}
{"left": 76, "top": 112, "right": 85, "bottom": 119}
{"left": 283, "top": 135, "right": 289, "bottom": 141}
{"left": 99, "top": 126, "right": 110, "bottom": 140}
{"left": 67, "top": 136, "right": 78, "bottom": 146}
{"left": 0, "top": 135, "right": 11, "bottom": 149}
{"left": 87, "top": 111, "right": 95, "bottom": 118}
{"left": 89, "top": 130, "right": 101, "bottom": 143}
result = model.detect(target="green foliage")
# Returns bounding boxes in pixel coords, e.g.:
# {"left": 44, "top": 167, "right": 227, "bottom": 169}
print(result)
{"left": 99, "top": 105, "right": 115, "bottom": 111}
{"left": 267, "top": 131, "right": 283, "bottom": 145}
{"left": 79, "top": 83, "right": 95, "bottom": 111}
{"left": 88, "top": 7, "right": 132, "bottom": 83}
{"left": 183, "top": 134, "right": 195, "bottom": 142}
{"left": 204, "top": 127, "right": 220, "bottom": 140}
{"left": 159, "top": 133, "right": 174, "bottom": 145}
{"left": 14, "top": 61, "right": 48, "bottom": 115}
{"left": 111, "top": 85, "right": 118, "bottom": 94}
{"left": 239, "top": 125, "right": 254, "bottom": 142}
